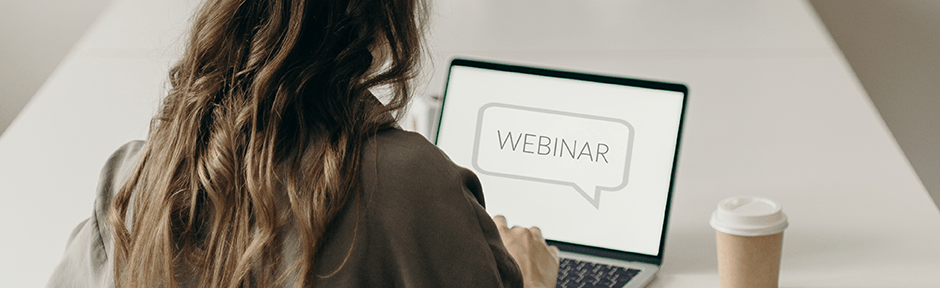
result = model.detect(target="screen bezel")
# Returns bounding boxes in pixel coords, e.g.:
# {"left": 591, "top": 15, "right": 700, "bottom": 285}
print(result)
{"left": 434, "top": 58, "right": 688, "bottom": 265}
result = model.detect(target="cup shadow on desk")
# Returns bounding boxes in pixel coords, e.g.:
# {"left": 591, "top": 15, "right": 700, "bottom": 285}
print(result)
{"left": 756, "top": 227, "right": 890, "bottom": 288}
{"left": 658, "top": 220, "right": 888, "bottom": 285}
{"left": 776, "top": 227, "right": 892, "bottom": 285}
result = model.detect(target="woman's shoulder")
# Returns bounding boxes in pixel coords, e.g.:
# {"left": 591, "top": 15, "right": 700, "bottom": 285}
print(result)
{"left": 315, "top": 129, "right": 520, "bottom": 287}
{"left": 361, "top": 127, "right": 484, "bottom": 203}
{"left": 47, "top": 140, "right": 145, "bottom": 288}
{"left": 95, "top": 141, "right": 146, "bottom": 215}
{"left": 367, "top": 128, "right": 446, "bottom": 162}
{"left": 365, "top": 127, "right": 471, "bottom": 176}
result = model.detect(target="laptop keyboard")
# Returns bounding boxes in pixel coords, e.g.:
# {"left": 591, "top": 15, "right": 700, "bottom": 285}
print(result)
{"left": 556, "top": 258, "right": 641, "bottom": 288}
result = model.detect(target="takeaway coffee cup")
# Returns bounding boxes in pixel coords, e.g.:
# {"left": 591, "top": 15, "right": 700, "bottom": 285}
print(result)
{"left": 709, "top": 196, "right": 788, "bottom": 288}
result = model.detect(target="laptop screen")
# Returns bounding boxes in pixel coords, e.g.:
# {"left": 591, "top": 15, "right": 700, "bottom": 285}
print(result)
{"left": 435, "top": 59, "right": 687, "bottom": 258}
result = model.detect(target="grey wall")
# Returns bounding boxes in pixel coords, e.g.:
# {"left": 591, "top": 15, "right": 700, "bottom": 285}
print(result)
{"left": 811, "top": 0, "right": 940, "bottom": 209}
{"left": 0, "top": 0, "right": 114, "bottom": 137}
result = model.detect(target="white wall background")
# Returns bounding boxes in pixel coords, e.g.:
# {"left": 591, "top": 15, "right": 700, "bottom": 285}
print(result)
{"left": 0, "top": 0, "right": 114, "bottom": 136}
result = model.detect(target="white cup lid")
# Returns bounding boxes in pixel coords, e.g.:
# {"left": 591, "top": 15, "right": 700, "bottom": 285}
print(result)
{"left": 709, "top": 196, "right": 788, "bottom": 236}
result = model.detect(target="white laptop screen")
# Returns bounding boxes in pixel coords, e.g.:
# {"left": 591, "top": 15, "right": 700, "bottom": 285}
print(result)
{"left": 435, "top": 60, "right": 686, "bottom": 257}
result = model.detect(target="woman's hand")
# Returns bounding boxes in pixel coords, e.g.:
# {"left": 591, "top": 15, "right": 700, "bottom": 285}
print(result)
{"left": 493, "top": 215, "right": 560, "bottom": 288}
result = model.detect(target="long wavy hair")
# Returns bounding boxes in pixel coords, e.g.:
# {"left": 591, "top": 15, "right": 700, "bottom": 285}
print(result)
{"left": 108, "top": 0, "right": 425, "bottom": 287}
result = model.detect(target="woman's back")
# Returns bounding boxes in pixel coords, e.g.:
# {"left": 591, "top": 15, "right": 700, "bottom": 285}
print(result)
{"left": 47, "top": 129, "right": 524, "bottom": 287}
{"left": 52, "top": 0, "right": 432, "bottom": 286}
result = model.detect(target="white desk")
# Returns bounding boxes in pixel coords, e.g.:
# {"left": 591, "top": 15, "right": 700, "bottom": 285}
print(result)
{"left": 2, "top": 0, "right": 939, "bottom": 287}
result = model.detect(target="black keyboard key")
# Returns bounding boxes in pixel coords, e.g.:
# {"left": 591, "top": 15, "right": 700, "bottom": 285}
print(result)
{"left": 555, "top": 258, "right": 640, "bottom": 288}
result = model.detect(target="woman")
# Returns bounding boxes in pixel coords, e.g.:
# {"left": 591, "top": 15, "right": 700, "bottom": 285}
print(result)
{"left": 47, "top": 0, "right": 558, "bottom": 287}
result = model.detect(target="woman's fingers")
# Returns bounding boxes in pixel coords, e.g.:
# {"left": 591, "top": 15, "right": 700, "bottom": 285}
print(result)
{"left": 493, "top": 215, "right": 508, "bottom": 228}
{"left": 493, "top": 215, "right": 550, "bottom": 245}
{"left": 530, "top": 226, "right": 544, "bottom": 242}
{"left": 548, "top": 245, "right": 560, "bottom": 261}
{"left": 492, "top": 215, "right": 560, "bottom": 287}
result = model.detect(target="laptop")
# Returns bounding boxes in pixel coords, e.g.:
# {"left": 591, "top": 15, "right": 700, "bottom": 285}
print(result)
{"left": 434, "top": 58, "right": 688, "bottom": 288}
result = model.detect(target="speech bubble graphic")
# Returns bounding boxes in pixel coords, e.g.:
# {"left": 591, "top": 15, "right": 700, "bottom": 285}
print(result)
{"left": 472, "top": 103, "right": 634, "bottom": 209}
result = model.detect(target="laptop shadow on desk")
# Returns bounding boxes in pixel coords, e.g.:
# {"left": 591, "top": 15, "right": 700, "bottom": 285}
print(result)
{"left": 657, "top": 228, "right": 717, "bottom": 274}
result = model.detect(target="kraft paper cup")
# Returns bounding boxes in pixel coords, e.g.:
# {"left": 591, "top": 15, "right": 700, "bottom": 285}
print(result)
{"left": 709, "top": 196, "right": 788, "bottom": 288}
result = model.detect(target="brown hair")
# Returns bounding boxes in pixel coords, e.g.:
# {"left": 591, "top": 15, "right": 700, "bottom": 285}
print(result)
{"left": 108, "top": 0, "right": 426, "bottom": 287}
